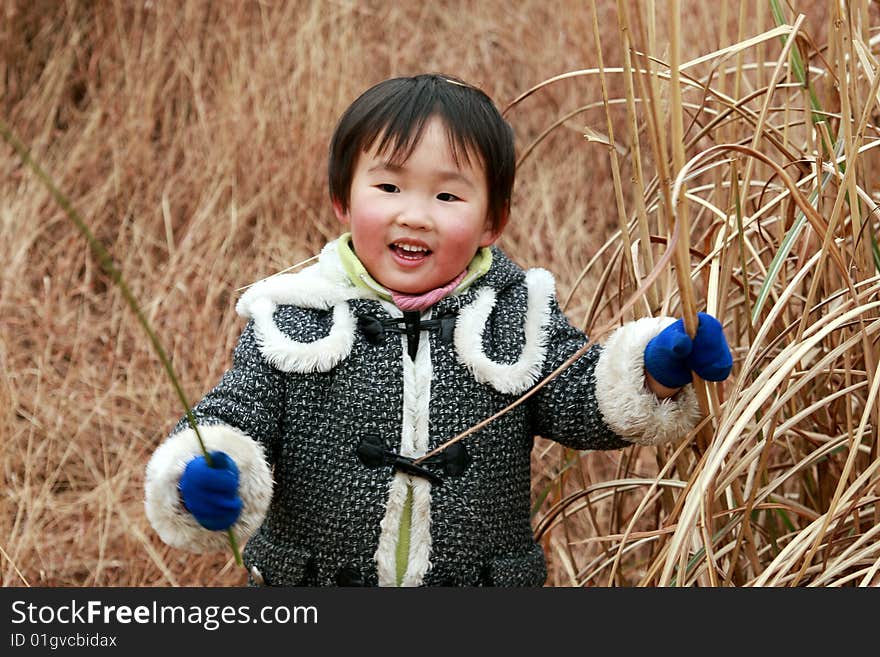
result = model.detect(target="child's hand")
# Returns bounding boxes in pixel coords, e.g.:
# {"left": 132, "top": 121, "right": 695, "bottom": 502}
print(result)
{"left": 644, "top": 312, "right": 733, "bottom": 389}
{"left": 178, "top": 450, "right": 243, "bottom": 531}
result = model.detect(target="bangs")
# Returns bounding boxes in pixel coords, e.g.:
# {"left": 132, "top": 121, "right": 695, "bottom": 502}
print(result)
{"left": 363, "top": 102, "right": 478, "bottom": 172}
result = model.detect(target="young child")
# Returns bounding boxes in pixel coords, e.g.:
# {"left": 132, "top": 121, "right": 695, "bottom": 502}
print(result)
{"left": 144, "top": 73, "right": 732, "bottom": 587}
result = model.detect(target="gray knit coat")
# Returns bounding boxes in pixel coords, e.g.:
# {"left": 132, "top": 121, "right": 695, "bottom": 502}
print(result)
{"left": 144, "top": 238, "right": 700, "bottom": 586}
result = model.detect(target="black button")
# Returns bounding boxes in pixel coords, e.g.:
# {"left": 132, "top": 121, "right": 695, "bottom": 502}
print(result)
{"left": 336, "top": 564, "right": 365, "bottom": 586}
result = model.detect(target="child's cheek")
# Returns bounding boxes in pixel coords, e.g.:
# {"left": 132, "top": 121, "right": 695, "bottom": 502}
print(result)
{"left": 359, "top": 208, "right": 388, "bottom": 234}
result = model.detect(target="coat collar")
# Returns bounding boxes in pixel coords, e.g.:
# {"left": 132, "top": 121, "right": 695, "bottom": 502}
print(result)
{"left": 430, "top": 246, "right": 527, "bottom": 315}
{"left": 234, "top": 237, "right": 556, "bottom": 394}
{"left": 236, "top": 237, "right": 525, "bottom": 319}
{"left": 235, "top": 238, "right": 369, "bottom": 318}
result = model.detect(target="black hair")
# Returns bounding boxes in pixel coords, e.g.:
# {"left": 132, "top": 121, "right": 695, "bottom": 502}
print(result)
{"left": 328, "top": 73, "right": 515, "bottom": 232}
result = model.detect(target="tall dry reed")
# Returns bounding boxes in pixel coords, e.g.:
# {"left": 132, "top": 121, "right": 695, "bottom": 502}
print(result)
{"left": 527, "top": 0, "right": 880, "bottom": 586}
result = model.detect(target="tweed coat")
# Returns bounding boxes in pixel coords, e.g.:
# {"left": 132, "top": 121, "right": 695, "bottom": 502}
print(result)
{"left": 144, "top": 237, "right": 700, "bottom": 586}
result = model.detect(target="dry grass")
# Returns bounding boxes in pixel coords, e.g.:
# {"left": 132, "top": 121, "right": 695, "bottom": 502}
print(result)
{"left": 1, "top": 0, "right": 878, "bottom": 587}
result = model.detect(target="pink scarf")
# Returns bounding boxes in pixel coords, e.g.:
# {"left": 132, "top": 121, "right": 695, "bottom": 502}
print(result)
{"left": 390, "top": 270, "right": 467, "bottom": 312}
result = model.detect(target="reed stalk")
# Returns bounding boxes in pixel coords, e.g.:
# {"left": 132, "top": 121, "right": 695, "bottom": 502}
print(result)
{"left": 0, "top": 117, "right": 243, "bottom": 569}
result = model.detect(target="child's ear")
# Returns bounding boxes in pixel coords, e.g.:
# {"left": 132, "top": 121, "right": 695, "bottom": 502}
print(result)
{"left": 332, "top": 199, "right": 349, "bottom": 225}
{"left": 479, "top": 210, "right": 508, "bottom": 247}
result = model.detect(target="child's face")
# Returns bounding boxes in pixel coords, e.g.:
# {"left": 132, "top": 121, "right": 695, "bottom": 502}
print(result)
{"left": 334, "top": 116, "right": 500, "bottom": 294}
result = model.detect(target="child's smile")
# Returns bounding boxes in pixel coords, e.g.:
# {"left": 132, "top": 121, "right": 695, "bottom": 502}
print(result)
{"left": 334, "top": 116, "right": 499, "bottom": 294}
{"left": 389, "top": 239, "right": 432, "bottom": 266}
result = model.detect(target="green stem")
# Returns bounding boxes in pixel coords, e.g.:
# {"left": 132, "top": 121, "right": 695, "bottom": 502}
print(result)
{"left": 768, "top": 0, "right": 831, "bottom": 155}
{"left": 0, "top": 117, "right": 243, "bottom": 568}
{"left": 872, "top": 233, "right": 880, "bottom": 272}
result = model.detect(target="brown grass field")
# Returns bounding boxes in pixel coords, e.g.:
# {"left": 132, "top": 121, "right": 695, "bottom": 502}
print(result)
{"left": 2, "top": 0, "right": 879, "bottom": 587}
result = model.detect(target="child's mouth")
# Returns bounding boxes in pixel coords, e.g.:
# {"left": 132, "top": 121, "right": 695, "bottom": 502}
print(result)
{"left": 389, "top": 242, "right": 432, "bottom": 263}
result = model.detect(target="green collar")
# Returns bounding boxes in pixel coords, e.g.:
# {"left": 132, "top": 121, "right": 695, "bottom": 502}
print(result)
{"left": 335, "top": 233, "right": 492, "bottom": 301}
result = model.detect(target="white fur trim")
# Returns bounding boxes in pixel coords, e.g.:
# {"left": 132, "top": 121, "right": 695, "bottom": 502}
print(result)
{"left": 248, "top": 298, "right": 356, "bottom": 373}
{"left": 374, "top": 474, "right": 411, "bottom": 586}
{"left": 454, "top": 268, "right": 555, "bottom": 394}
{"left": 235, "top": 240, "right": 367, "bottom": 315}
{"left": 594, "top": 317, "right": 701, "bottom": 446}
{"left": 374, "top": 328, "right": 434, "bottom": 586}
{"left": 234, "top": 240, "right": 367, "bottom": 373}
{"left": 144, "top": 424, "right": 273, "bottom": 553}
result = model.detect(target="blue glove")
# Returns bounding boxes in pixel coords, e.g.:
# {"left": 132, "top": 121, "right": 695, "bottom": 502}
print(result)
{"left": 178, "top": 450, "right": 243, "bottom": 531}
{"left": 644, "top": 312, "right": 733, "bottom": 388}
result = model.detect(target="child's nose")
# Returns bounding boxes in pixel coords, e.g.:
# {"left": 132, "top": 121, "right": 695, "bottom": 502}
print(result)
{"left": 396, "top": 198, "right": 433, "bottom": 230}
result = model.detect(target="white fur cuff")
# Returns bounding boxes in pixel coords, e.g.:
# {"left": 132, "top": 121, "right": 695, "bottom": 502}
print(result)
{"left": 144, "top": 423, "right": 274, "bottom": 553}
{"left": 594, "top": 317, "right": 701, "bottom": 446}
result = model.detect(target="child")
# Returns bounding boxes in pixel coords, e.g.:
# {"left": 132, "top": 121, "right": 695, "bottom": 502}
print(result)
{"left": 144, "top": 73, "right": 732, "bottom": 587}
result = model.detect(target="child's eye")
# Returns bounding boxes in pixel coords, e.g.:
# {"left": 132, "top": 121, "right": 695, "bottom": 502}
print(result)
{"left": 437, "top": 192, "right": 461, "bottom": 202}
{"left": 377, "top": 183, "right": 399, "bottom": 193}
